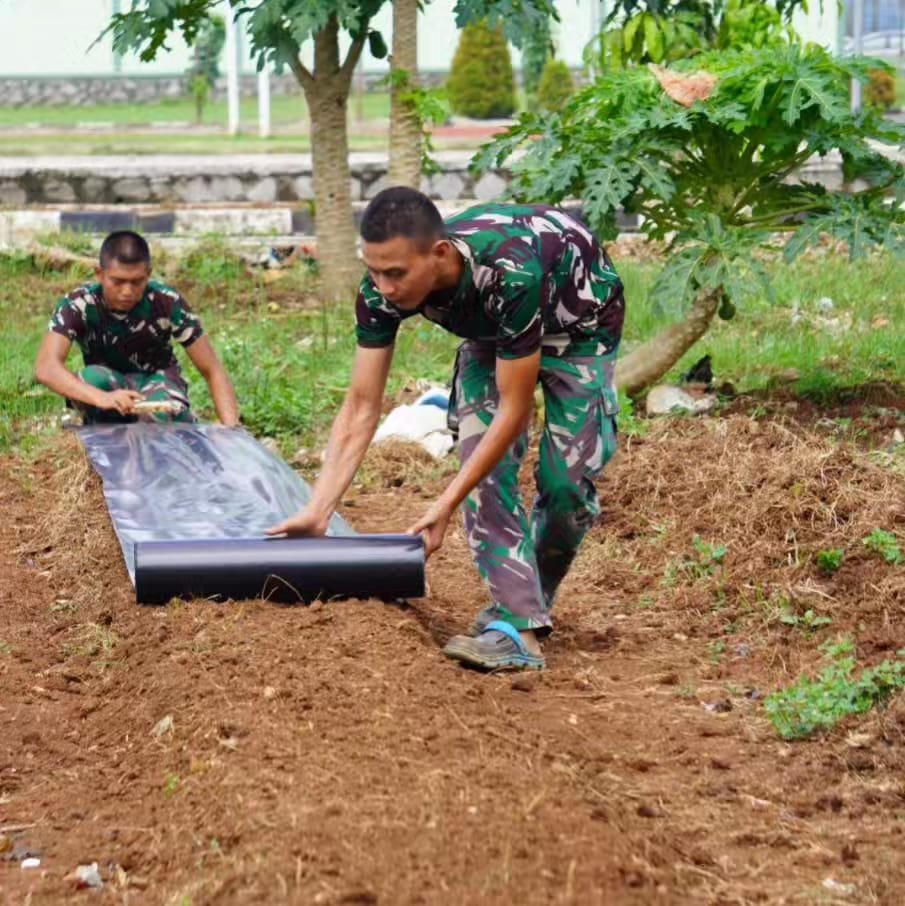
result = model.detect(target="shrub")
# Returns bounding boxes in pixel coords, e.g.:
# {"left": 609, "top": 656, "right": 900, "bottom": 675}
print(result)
{"left": 447, "top": 20, "right": 516, "bottom": 119}
{"left": 536, "top": 58, "right": 575, "bottom": 112}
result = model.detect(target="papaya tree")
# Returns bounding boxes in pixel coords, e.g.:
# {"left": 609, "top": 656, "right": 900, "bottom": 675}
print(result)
{"left": 473, "top": 45, "right": 904, "bottom": 393}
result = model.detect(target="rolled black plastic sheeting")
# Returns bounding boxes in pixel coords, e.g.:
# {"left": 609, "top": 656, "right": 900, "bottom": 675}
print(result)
{"left": 135, "top": 534, "right": 425, "bottom": 605}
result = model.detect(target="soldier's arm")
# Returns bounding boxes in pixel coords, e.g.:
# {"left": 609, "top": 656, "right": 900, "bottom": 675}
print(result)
{"left": 267, "top": 344, "right": 395, "bottom": 536}
{"left": 407, "top": 350, "right": 540, "bottom": 556}
{"left": 34, "top": 333, "right": 113, "bottom": 409}
{"left": 185, "top": 335, "right": 240, "bottom": 427}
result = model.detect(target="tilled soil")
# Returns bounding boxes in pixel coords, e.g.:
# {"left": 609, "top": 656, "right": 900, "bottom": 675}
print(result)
{"left": 1, "top": 414, "right": 904, "bottom": 905}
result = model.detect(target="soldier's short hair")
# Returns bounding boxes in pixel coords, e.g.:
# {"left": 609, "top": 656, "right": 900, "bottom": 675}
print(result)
{"left": 360, "top": 187, "right": 445, "bottom": 250}
{"left": 99, "top": 231, "right": 151, "bottom": 269}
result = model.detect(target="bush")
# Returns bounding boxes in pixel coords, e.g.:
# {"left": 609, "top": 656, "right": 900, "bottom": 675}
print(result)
{"left": 536, "top": 58, "right": 574, "bottom": 112}
{"left": 447, "top": 20, "right": 516, "bottom": 119}
{"left": 865, "top": 68, "right": 896, "bottom": 110}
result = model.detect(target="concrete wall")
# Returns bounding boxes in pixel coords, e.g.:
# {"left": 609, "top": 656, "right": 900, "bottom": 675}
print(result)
{"left": 0, "top": 150, "right": 853, "bottom": 211}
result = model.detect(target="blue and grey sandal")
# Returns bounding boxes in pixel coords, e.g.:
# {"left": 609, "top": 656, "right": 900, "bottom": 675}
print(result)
{"left": 443, "top": 620, "right": 545, "bottom": 672}
{"left": 468, "top": 605, "right": 499, "bottom": 636}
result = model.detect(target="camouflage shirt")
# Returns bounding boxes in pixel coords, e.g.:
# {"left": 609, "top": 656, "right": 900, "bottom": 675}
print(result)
{"left": 48, "top": 280, "right": 204, "bottom": 386}
{"left": 355, "top": 203, "right": 625, "bottom": 359}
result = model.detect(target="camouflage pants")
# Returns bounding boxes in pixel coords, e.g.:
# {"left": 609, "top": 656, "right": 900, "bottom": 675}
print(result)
{"left": 453, "top": 339, "right": 619, "bottom": 634}
{"left": 76, "top": 365, "right": 194, "bottom": 424}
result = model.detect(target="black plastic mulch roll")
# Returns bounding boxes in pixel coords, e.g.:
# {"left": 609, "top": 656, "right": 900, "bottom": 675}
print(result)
{"left": 134, "top": 535, "right": 425, "bottom": 605}
{"left": 76, "top": 423, "right": 425, "bottom": 606}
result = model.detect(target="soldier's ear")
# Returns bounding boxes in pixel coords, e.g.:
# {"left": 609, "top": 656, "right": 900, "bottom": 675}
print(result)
{"left": 94, "top": 266, "right": 104, "bottom": 280}
{"left": 432, "top": 239, "right": 453, "bottom": 259}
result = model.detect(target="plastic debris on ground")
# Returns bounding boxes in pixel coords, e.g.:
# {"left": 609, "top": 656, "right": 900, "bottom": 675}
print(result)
{"left": 373, "top": 387, "right": 454, "bottom": 459}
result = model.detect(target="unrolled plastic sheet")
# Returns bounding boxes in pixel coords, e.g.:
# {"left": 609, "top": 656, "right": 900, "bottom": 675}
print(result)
{"left": 76, "top": 423, "right": 425, "bottom": 605}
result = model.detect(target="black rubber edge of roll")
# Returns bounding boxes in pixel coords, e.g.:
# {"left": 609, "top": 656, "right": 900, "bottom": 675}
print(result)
{"left": 134, "top": 534, "right": 425, "bottom": 605}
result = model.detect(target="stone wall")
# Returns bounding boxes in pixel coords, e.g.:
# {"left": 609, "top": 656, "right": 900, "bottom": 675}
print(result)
{"left": 0, "top": 71, "right": 450, "bottom": 108}
{"left": 0, "top": 150, "right": 851, "bottom": 210}
{"left": 0, "top": 152, "right": 512, "bottom": 207}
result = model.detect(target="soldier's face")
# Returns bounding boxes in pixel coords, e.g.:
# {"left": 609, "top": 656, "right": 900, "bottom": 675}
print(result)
{"left": 96, "top": 261, "right": 151, "bottom": 312}
{"left": 361, "top": 236, "right": 451, "bottom": 310}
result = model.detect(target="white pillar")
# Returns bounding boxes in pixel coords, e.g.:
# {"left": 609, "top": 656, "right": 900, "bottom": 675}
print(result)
{"left": 851, "top": 0, "right": 864, "bottom": 114}
{"left": 225, "top": 10, "right": 240, "bottom": 135}
{"left": 257, "top": 66, "right": 271, "bottom": 138}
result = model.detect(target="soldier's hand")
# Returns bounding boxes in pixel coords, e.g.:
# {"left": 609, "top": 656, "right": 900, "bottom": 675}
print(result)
{"left": 97, "top": 389, "right": 144, "bottom": 415}
{"left": 265, "top": 507, "right": 330, "bottom": 538}
{"left": 406, "top": 501, "right": 454, "bottom": 559}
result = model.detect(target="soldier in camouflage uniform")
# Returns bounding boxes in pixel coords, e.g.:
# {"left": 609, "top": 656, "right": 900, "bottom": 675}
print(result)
{"left": 268, "top": 188, "right": 624, "bottom": 671}
{"left": 35, "top": 231, "right": 239, "bottom": 427}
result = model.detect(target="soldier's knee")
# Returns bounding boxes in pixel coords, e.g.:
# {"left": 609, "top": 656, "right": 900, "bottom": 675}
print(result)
{"left": 78, "top": 365, "right": 122, "bottom": 392}
{"left": 542, "top": 474, "right": 597, "bottom": 515}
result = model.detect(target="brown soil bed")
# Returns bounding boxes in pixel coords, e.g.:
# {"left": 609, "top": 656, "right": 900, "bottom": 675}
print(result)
{"left": 1, "top": 414, "right": 904, "bottom": 904}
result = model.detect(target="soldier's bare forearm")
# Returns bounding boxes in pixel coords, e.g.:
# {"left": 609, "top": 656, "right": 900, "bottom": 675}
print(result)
{"left": 438, "top": 396, "right": 531, "bottom": 514}
{"left": 208, "top": 370, "right": 240, "bottom": 427}
{"left": 308, "top": 397, "right": 381, "bottom": 519}
{"left": 35, "top": 360, "right": 106, "bottom": 409}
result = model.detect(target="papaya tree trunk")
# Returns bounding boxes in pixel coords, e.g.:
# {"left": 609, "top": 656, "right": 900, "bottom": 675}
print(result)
{"left": 388, "top": 0, "right": 422, "bottom": 188}
{"left": 290, "top": 17, "right": 363, "bottom": 298}
{"left": 614, "top": 285, "right": 722, "bottom": 395}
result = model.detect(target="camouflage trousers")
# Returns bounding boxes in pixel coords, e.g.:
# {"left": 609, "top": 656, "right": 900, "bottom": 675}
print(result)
{"left": 76, "top": 365, "right": 195, "bottom": 424}
{"left": 452, "top": 339, "right": 619, "bottom": 634}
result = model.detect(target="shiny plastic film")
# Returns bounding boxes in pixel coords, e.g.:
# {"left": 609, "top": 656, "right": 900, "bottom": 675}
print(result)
{"left": 76, "top": 423, "right": 425, "bottom": 605}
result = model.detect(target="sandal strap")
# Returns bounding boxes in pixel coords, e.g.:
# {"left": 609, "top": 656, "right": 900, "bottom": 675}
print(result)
{"left": 483, "top": 620, "right": 525, "bottom": 651}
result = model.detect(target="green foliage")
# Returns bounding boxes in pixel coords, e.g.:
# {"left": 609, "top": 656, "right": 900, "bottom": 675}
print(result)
{"left": 593, "top": 0, "right": 803, "bottom": 70}
{"left": 665, "top": 535, "right": 727, "bottom": 586}
{"left": 866, "top": 68, "right": 896, "bottom": 110}
{"left": 536, "top": 58, "right": 574, "bottom": 113}
{"left": 474, "top": 44, "right": 904, "bottom": 316}
{"left": 520, "top": 16, "right": 553, "bottom": 97}
{"left": 779, "top": 604, "right": 832, "bottom": 633}
{"left": 765, "top": 639, "right": 905, "bottom": 739}
{"left": 103, "top": 0, "right": 390, "bottom": 74}
{"left": 816, "top": 548, "right": 844, "bottom": 575}
{"left": 163, "top": 772, "right": 181, "bottom": 797}
{"left": 454, "top": 0, "right": 558, "bottom": 50}
{"left": 862, "top": 529, "right": 904, "bottom": 566}
{"left": 104, "top": 0, "right": 557, "bottom": 77}
{"left": 383, "top": 70, "right": 450, "bottom": 176}
{"left": 683, "top": 535, "right": 728, "bottom": 579}
{"left": 186, "top": 14, "right": 225, "bottom": 124}
{"left": 447, "top": 20, "right": 516, "bottom": 119}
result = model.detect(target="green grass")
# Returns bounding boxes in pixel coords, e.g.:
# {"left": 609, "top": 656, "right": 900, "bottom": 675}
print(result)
{"left": 1, "top": 243, "right": 903, "bottom": 457}
{"left": 0, "top": 92, "right": 391, "bottom": 129}
{"left": 619, "top": 252, "right": 905, "bottom": 399}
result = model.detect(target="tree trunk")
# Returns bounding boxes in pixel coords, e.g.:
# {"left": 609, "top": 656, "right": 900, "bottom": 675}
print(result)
{"left": 388, "top": 0, "right": 422, "bottom": 188}
{"left": 614, "top": 285, "right": 722, "bottom": 396}
{"left": 292, "top": 17, "right": 363, "bottom": 298}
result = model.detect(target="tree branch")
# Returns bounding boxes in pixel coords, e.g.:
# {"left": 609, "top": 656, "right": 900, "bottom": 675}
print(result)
{"left": 340, "top": 35, "right": 367, "bottom": 84}
{"left": 288, "top": 55, "right": 314, "bottom": 89}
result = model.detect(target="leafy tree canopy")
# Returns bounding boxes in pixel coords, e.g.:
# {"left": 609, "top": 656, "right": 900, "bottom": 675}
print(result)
{"left": 475, "top": 45, "right": 904, "bottom": 314}
{"left": 105, "top": 0, "right": 559, "bottom": 73}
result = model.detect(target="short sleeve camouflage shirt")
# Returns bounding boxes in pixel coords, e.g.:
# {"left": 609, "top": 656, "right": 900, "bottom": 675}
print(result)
{"left": 48, "top": 280, "right": 204, "bottom": 378}
{"left": 355, "top": 204, "right": 625, "bottom": 359}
